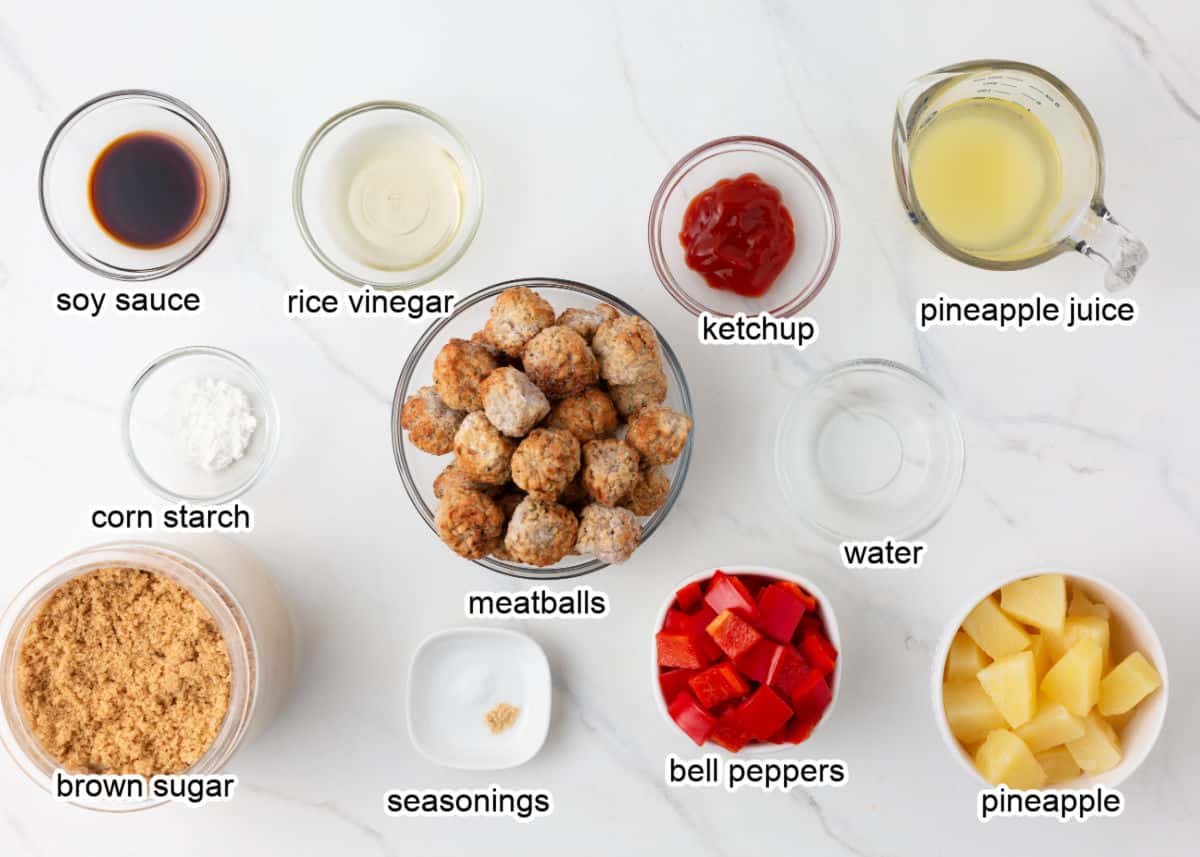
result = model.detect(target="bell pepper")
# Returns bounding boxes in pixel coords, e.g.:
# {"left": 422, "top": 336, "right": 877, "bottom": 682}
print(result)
{"left": 659, "top": 668, "right": 698, "bottom": 701}
{"left": 735, "top": 686, "right": 794, "bottom": 741}
{"left": 668, "top": 691, "right": 718, "bottom": 746}
{"left": 778, "top": 580, "right": 817, "bottom": 612}
{"left": 766, "top": 645, "right": 812, "bottom": 697}
{"left": 675, "top": 580, "right": 705, "bottom": 612}
{"left": 733, "top": 638, "right": 782, "bottom": 684}
{"left": 771, "top": 713, "right": 818, "bottom": 745}
{"left": 662, "top": 608, "right": 691, "bottom": 633}
{"left": 800, "top": 628, "right": 838, "bottom": 675}
{"left": 656, "top": 631, "right": 713, "bottom": 669}
{"left": 703, "top": 571, "right": 760, "bottom": 620}
{"left": 756, "top": 582, "right": 811, "bottom": 643}
{"left": 709, "top": 709, "right": 753, "bottom": 753}
{"left": 706, "top": 609, "right": 762, "bottom": 660}
{"left": 789, "top": 670, "right": 833, "bottom": 724}
{"left": 687, "top": 661, "right": 751, "bottom": 710}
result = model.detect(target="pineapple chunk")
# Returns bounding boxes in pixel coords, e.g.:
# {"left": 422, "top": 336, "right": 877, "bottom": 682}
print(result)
{"left": 1036, "top": 747, "right": 1082, "bottom": 785}
{"left": 1099, "top": 652, "right": 1162, "bottom": 716}
{"left": 1029, "top": 634, "right": 1051, "bottom": 683}
{"left": 1015, "top": 699, "right": 1086, "bottom": 752}
{"left": 946, "top": 631, "right": 990, "bottom": 681}
{"left": 1066, "top": 711, "right": 1122, "bottom": 775}
{"left": 943, "top": 679, "right": 1007, "bottom": 744}
{"left": 962, "top": 595, "right": 1031, "bottom": 660}
{"left": 1068, "top": 587, "right": 1111, "bottom": 620}
{"left": 977, "top": 651, "right": 1038, "bottom": 728}
{"left": 1106, "top": 708, "right": 1135, "bottom": 733}
{"left": 1041, "top": 638, "right": 1103, "bottom": 716}
{"left": 975, "top": 729, "right": 1047, "bottom": 789}
{"left": 1046, "top": 615, "right": 1110, "bottom": 669}
{"left": 1000, "top": 574, "right": 1066, "bottom": 632}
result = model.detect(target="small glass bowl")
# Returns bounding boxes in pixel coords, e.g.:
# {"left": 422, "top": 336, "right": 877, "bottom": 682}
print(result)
{"left": 392, "top": 278, "right": 694, "bottom": 579}
{"left": 123, "top": 347, "right": 279, "bottom": 505}
{"left": 649, "top": 136, "right": 840, "bottom": 318}
{"left": 775, "top": 359, "right": 964, "bottom": 541}
{"left": 39, "top": 90, "right": 229, "bottom": 281}
{"left": 293, "top": 101, "right": 483, "bottom": 290}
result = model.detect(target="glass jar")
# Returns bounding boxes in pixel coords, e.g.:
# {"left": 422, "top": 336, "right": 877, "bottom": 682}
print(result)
{"left": 0, "top": 538, "right": 294, "bottom": 811}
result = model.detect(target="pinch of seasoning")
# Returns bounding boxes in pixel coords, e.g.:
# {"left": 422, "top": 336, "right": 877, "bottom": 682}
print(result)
{"left": 485, "top": 702, "right": 520, "bottom": 735}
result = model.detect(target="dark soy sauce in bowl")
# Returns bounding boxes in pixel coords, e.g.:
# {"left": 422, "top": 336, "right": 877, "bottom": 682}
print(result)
{"left": 89, "top": 132, "right": 206, "bottom": 249}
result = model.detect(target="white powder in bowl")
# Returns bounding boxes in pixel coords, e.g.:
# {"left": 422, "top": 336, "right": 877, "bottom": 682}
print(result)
{"left": 175, "top": 378, "right": 259, "bottom": 472}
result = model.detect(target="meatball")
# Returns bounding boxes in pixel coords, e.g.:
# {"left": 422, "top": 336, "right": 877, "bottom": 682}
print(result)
{"left": 511, "top": 428, "right": 580, "bottom": 500}
{"left": 581, "top": 438, "right": 640, "bottom": 506}
{"left": 436, "top": 489, "right": 505, "bottom": 559}
{"left": 521, "top": 325, "right": 599, "bottom": 399}
{"left": 558, "top": 474, "right": 589, "bottom": 509}
{"left": 622, "top": 466, "right": 671, "bottom": 516}
{"left": 433, "top": 461, "right": 497, "bottom": 499}
{"left": 608, "top": 369, "right": 668, "bottom": 418}
{"left": 491, "top": 491, "right": 526, "bottom": 562}
{"left": 626, "top": 406, "right": 692, "bottom": 465}
{"left": 504, "top": 497, "right": 579, "bottom": 567}
{"left": 433, "top": 338, "right": 499, "bottom": 411}
{"left": 575, "top": 504, "right": 642, "bottom": 564}
{"left": 546, "top": 387, "right": 619, "bottom": 442}
{"left": 400, "top": 386, "right": 465, "bottom": 455}
{"left": 453, "top": 412, "right": 514, "bottom": 485}
{"left": 482, "top": 287, "right": 555, "bottom": 357}
{"left": 592, "top": 315, "right": 662, "bottom": 385}
{"left": 480, "top": 367, "right": 550, "bottom": 437}
{"left": 556, "top": 303, "right": 619, "bottom": 342}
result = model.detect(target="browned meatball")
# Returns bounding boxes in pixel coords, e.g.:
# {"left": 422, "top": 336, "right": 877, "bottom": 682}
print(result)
{"left": 592, "top": 315, "right": 662, "bottom": 385}
{"left": 622, "top": 466, "right": 671, "bottom": 516}
{"left": 480, "top": 367, "right": 550, "bottom": 437}
{"left": 608, "top": 369, "right": 668, "bottom": 418}
{"left": 400, "top": 386, "right": 465, "bottom": 455}
{"left": 436, "top": 488, "right": 505, "bottom": 559}
{"left": 482, "top": 287, "right": 555, "bottom": 357}
{"left": 504, "top": 497, "right": 579, "bottom": 567}
{"left": 556, "top": 303, "right": 619, "bottom": 342}
{"left": 491, "top": 491, "right": 526, "bottom": 562}
{"left": 511, "top": 428, "right": 580, "bottom": 500}
{"left": 433, "top": 338, "right": 499, "bottom": 411}
{"left": 546, "top": 387, "right": 618, "bottom": 442}
{"left": 575, "top": 503, "right": 642, "bottom": 564}
{"left": 453, "top": 412, "right": 514, "bottom": 485}
{"left": 581, "top": 438, "right": 640, "bottom": 506}
{"left": 434, "top": 461, "right": 498, "bottom": 499}
{"left": 521, "top": 325, "right": 599, "bottom": 399}
{"left": 626, "top": 406, "right": 692, "bottom": 465}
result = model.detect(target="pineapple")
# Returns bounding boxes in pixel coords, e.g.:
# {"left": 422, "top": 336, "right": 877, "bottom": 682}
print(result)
{"left": 977, "top": 651, "right": 1038, "bottom": 729}
{"left": 1015, "top": 699, "right": 1086, "bottom": 752}
{"left": 962, "top": 595, "right": 1031, "bottom": 660}
{"left": 1068, "top": 586, "right": 1111, "bottom": 620}
{"left": 975, "top": 729, "right": 1047, "bottom": 789}
{"left": 1041, "top": 638, "right": 1103, "bottom": 716}
{"left": 1099, "top": 652, "right": 1162, "bottom": 716}
{"left": 943, "top": 679, "right": 1007, "bottom": 744}
{"left": 1029, "top": 633, "right": 1051, "bottom": 683}
{"left": 1000, "top": 574, "right": 1066, "bottom": 633}
{"left": 1066, "top": 711, "right": 1122, "bottom": 775}
{"left": 946, "top": 631, "right": 990, "bottom": 682}
{"left": 1046, "top": 615, "right": 1110, "bottom": 669}
{"left": 1036, "top": 747, "right": 1082, "bottom": 785}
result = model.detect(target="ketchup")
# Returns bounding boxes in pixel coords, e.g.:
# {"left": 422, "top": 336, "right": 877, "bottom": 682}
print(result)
{"left": 679, "top": 173, "right": 795, "bottom": 298}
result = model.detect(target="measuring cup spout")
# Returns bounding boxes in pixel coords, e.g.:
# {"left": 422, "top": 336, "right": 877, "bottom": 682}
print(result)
{"left": 1072, "top": 205, "right": 1149, "bottom": 290}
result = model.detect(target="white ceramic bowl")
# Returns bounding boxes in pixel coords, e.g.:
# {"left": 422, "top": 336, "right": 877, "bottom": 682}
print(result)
{"left": 932, "top": 569, "right": 1169, "bottom": 789}
{"left": 652, "top": 565, "right": 842, "bottom": 755}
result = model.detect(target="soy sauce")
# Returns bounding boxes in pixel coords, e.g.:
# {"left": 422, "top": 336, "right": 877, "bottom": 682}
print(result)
{"left": 89, "top": 132, "right": 205, "bottom": 249}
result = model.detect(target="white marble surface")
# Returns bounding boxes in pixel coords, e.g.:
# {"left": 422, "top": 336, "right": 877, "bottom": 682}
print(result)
{"left": 1, "top": 0, "right": 1198, "bottom": 853}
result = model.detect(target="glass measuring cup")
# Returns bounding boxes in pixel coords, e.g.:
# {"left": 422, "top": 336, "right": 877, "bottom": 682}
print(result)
{"left": 893, "top": 60, "right": 1147, "bottom": 290}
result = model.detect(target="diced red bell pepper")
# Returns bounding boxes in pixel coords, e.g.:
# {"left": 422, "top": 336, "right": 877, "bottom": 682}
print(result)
{"left": 703, "top": 571, "right": 759, "bottom": 620}
{"left": 771, "top": 713, "right": 818, "bottom": 744}
{"left": 681, "top": 605, "right": 723, "bottom": 662}
{"left": 687, "top": 661, "right": 751, "bottom": 710}
{"left": 789, "top": 670, "right": 833, "bottom": 723}
{"left": 778, "top": 580, "right": 817, "bottom": 612}
{"left": 797, "top": 613, "right": 825, "bottom": 640}
{"left": 659, "top": 668, "right": 698, "bottom": 701}
{"left": 668, "top": 691, "right": 718, "bottom": 746}
{"left": 662, "top": 608, "right": 691, "bottom": 633}
{"left": 733, "top": 638, "right": 782, "bottom": 683}
{"left": 756, "top": 582, "right": 811, "bottom": 643}
{"left": 706, "top": 609, "right": 762, "bottom": 660}
{"left": 709, "top": 709, "right": 753, "bottom": 753}
{"left": 735, "top": 686, "right": 794, "bottom": 741}
{"left": 675, "top": 581, "right": 704, "bottom": 612}
{"left": 766, "top": 645, "right": 813, "bottom": 697}
{"left": 800, "top": 628, "right": 838, "bottom": 675}
{"left": 656, "top": 631, "right": 712, "bottom": 669}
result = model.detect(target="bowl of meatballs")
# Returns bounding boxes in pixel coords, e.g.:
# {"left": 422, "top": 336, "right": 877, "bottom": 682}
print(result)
{"left": 393, "top": 278, "right": 695, "bottom": 579}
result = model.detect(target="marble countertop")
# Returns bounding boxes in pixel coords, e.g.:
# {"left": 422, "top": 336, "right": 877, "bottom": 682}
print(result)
{"left": 2, "top": 0, "right": 1198, "bottom": 853}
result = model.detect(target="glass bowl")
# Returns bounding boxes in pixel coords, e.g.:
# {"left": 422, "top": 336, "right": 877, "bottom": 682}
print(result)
{"left": 775, "top": 359, "right": 964, "bottom": 541}
{"left": 293, "top": 101, "right": 483, "bottom": 290}
{"left": 392, "top": 278, "right": 694, "bottom": 579}
{"left": 39, "top": 90, "right": 229, "bottom": 281}
{"left": 649, "top": 136, "right": 840, "bottom": 318}
{"left": 123, "top": 346, "right": 279, "bottom": 505}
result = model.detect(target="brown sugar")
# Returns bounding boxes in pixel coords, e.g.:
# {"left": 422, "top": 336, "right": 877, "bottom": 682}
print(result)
{"left": 485, "top": 702, "right": 520, "bottom": 735}
{"left": 16, "top": 567, "right": 232, "bottom": 776}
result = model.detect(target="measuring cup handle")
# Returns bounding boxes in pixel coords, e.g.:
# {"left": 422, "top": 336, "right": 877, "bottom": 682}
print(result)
{"left": 1072, "top": 205, "right": 1149, "bottom": 291}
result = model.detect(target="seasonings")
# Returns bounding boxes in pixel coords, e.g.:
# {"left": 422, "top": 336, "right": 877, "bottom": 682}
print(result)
{"left": 485, "top": 702, "right": 521, "bottom": 735}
